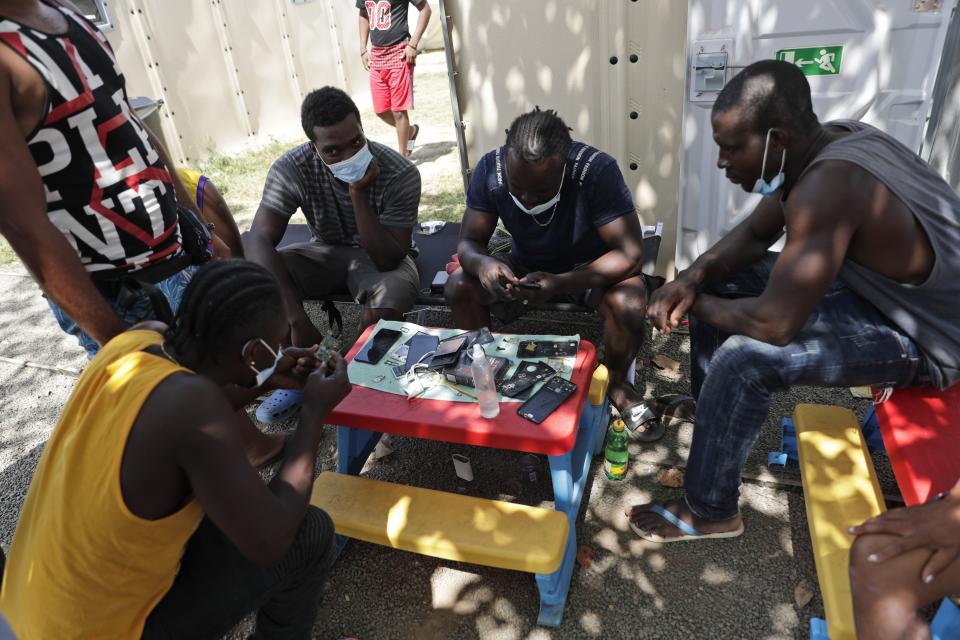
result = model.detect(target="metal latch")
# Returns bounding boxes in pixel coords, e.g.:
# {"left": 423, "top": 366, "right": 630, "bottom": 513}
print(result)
{"left": 693, "top": 51, "right": 728, "bottom": 95}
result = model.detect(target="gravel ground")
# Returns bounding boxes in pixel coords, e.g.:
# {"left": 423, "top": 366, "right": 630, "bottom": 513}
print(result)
{"left": 0, "top": 268, "right": 902, "bottom": 639}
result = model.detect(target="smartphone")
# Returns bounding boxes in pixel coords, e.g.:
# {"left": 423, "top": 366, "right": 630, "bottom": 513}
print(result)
{"left": 354, "top": 328, "right": 403, "bottom": 364}
{"left": 429, "top": 334, "right": 468, "bottom": 369}
{"left": 517, "top": 340, "right": 579, "bottom": 358}
{"left": 498, "top": 275, "right": 542, "bottom": 290}
{"left": 514, "top": 281, "right": 542, "bottom": 290}
{"left": 401, "top": 332, "right": 440, "bottom": 372}
{"left": 500, "top": 361, "right": 556, "bottom": 398}
{"left": 517, "top": 377, "right": 577, "bottom": 424}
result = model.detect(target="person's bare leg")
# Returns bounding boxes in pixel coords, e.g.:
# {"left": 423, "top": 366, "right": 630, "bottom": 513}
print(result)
{"left": 444, "top": 268, "right": 493, "bottom": 329}
{"left": 592, "top": 277, "right": 647, "bottom": 413}
{"left": 394, "top": 110, "right": 412, "bottom": 157}
{"left": 850, "top": 532, "right": 960, "bottom": 639}
{"left": 376, "top": 111, "right": 396, "bottom": 127}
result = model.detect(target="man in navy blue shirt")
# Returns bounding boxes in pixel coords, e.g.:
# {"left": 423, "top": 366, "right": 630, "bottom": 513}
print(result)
{"left": 445, "top": 108, "right": 661, "bottom": 440}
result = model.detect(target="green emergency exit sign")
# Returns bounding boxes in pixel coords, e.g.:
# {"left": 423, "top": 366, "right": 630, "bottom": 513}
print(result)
{"left": 776, "top": 45, "right": 844, "bottom": 76}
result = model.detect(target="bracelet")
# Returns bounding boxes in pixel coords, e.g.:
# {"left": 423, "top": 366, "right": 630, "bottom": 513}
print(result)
{"left": 405, "top": 43, "right": 418, "bottom": 50}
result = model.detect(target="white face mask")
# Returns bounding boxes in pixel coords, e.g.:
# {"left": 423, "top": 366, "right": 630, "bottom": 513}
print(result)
{"left": 751, "top": 129, "right": 787, "bottom": 197}
{"left": 510, "top": 168, "right": 565, "bottom": 215}
{"left": 245, "top": 339, "right": 284, "bottom": 387}
{"left": 322, "top": 142, "right": 374, "bottom": 183}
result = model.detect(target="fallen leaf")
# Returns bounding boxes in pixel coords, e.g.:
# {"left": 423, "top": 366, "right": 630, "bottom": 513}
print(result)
{"left": 650, "top": 355, "right": 683, "bottom": 381}
{"left": 576, "top": 545, "right": 594, "bottom": 569}
{"left": 794, "top": 580, "right": 814, "bottom": 608}
{"left": 651, "top": 354, "right": 681, "bottom": 372}
{"left": 656, "top": 467, "right": 685, "bottom": 488}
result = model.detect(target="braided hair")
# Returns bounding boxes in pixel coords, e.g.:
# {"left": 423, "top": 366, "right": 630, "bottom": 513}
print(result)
{"left": 504, "top": 107, "right": 573, "bottom": 163}
{"left": 164, "top": 259, "right": 282, "bottom": 362}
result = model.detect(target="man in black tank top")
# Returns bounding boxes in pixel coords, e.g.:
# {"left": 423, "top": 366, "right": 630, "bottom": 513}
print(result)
{"left": 625, "top": 61, "right": 960, "bottom": 636}
{"left": 0, "top": 0, "right": 226, "bottom": 358}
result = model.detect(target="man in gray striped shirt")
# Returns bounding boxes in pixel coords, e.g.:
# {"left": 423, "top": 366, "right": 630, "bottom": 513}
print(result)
{"left": 245, "top": 86, "right": 421, "bottom": 422}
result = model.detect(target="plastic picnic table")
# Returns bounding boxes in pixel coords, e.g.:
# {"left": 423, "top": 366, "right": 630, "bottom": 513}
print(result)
{"left": 329, "top": 324, "right": 605, "bottom": 625}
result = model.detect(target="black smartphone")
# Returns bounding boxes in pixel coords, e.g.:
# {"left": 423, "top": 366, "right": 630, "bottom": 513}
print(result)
{"left": 517, "top": 340, "right": 579, "bottom": 358}
{"left": 429, "top": 334, "right": 468, "bottom": 369}
{"left": 517, "top": 377, "right": 577, "bottom": 424}
{"left": 500, "top": 361, "right": 556, "bottom": 398}
{"left": 354, "top": 328, "right": 403, "bottom": 364}
{"left": 402, "top": 332, "right": 440, "bottom": 372}
{"left": 498, "top": 275, "right": 541, "bottom": 290}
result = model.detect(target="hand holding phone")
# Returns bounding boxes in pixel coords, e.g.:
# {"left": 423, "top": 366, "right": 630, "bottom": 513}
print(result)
{"left": 499, "top": 275, "right": 541, "bottom": 290}
{"left": 478, "top": 260, "right": 519, "bottom": 300}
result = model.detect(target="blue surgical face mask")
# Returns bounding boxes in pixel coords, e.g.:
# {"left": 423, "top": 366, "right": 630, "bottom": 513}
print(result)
{"left": 510, "top": 168, "right": 565, "bottom": 215}
{"left": 322, "top": 143, "right": 374, "bottom": 183}
{"left": 245, "top": 339, "right": 284, "bottom": 387}
{"left": 751, "top": 129, "right": 786, "bottom": 197}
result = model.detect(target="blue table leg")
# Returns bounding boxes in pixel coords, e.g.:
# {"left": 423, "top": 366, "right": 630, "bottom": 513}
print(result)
{"left": 582, "top": 398, "right": 611, "bottom": 456}
{"left": 535, "top": 401, "right": 605, "bottom": 625}
{"left": 333, "top": 426, "right": 382, "bottom": 554}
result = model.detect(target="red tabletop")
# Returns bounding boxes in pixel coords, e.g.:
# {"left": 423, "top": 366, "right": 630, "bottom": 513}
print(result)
{"left": 875, "top": 385, "right": 960, "bottom": 506}
{"left": 329, "top": 324, "right": 598, "bottom": 456}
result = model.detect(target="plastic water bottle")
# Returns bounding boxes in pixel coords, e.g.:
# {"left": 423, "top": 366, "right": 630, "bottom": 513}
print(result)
{"left": 471, "top": 343, "right": 500, "bottom": 419}
{"left": 604, "top": 419, "right": 628, "bottom": 480}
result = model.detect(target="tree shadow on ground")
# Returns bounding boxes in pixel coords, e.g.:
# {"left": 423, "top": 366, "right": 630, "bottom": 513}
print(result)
{"left": 410, "top": 141, "right": 457, "bottom": 165}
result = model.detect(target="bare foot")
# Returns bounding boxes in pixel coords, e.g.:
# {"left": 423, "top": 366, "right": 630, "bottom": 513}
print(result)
{"left": 247, "top": 431, "right": 288, "bottom": 468}
{"left": 625, "top": 498, "right": 743, "bottom": 541}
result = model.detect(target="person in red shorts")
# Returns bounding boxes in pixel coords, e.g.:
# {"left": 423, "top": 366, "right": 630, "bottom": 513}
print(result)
{"left": 358, "top": 0, "right": 432, "bottom": 157}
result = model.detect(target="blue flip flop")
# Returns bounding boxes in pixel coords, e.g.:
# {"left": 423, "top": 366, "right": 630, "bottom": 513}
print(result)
{"left": 255, "top": 389, "right": 304, "bottom": 424}
{"left": 629, "top": 503, "right": 744, "bottom": 543}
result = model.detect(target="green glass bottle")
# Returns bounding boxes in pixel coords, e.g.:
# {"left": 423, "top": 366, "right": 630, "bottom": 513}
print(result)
{"left": 604, "top": 419, "right": 629, "bottom": 480}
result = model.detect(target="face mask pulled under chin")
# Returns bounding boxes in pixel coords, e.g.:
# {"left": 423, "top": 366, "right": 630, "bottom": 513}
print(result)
{"left": 246, "top": 339, "right": 284, "bottom": 388}
{"left": 751, "top": 129, "right": 786, "bottom": 197}
{"left": 510, "top": 169, "right": 565, "bottom": 215}
{"left": 323, "top": 143, "right": 374, "bottom": 183}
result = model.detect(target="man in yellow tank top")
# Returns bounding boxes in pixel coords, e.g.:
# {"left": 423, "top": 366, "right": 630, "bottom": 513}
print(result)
{"left": 0, "top": 260, "right": 352, "bottom": 639}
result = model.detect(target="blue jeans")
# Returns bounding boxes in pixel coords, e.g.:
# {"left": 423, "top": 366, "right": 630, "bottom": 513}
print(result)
{"left": 685, "top": 253, "right": 930, "bottom": 521}
{"left": 48, "top": 266, "right": 198, "bottom": 358}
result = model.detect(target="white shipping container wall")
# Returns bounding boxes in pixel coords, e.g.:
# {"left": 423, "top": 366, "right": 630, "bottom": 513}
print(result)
{"left": 443, "top": 0, "right": 689, "bottom": 277}
{"left": 442, "top": 0, "right": 956, "bottom": 276}
{"left": 98, "top": 0, "right": 383, "bottom": 163}
{"left": 678, "top": 0, "right": 958, "bottom": 271}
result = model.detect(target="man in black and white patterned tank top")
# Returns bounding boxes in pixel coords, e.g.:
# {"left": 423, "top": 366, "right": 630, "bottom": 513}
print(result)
{"left": 0, "top": 0, "right": 210, "bottom": 357}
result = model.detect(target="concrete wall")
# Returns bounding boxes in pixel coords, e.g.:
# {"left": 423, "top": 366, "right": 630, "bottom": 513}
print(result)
{"left": 444, "top": 0, "right": 688, "bottom": 276}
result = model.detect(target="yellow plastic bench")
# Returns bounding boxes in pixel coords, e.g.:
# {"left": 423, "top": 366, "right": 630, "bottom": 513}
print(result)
{"left": 793, "top": 404, "right": 887, "bottom": 640}
{"left": 310, "top": 471, "right": 569, "bottom": 574}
